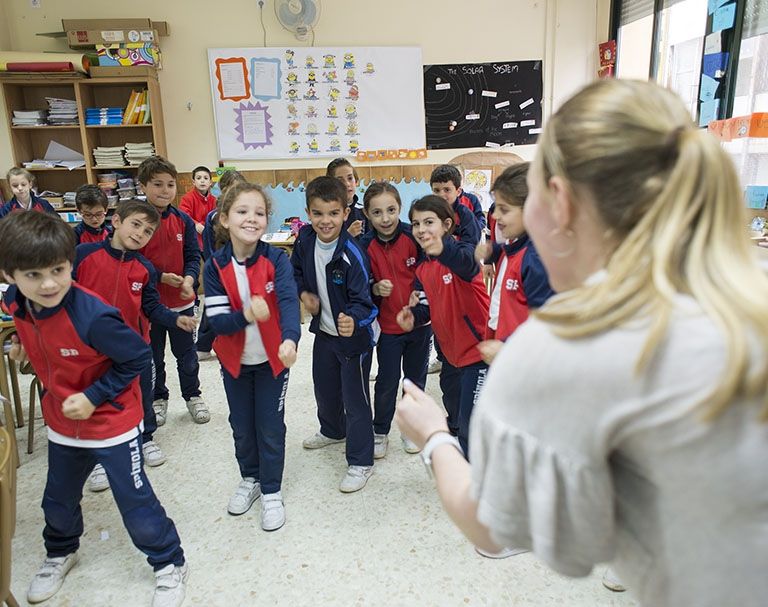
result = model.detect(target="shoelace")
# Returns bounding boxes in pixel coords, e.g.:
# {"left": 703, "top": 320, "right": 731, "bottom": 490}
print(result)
{"left": 36, "top": 558, "right": 67, "bottom": 579}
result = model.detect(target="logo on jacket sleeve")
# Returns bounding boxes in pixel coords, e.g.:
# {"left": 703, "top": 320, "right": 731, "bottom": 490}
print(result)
{"left": 442, "top": 273, "right": 453, "bottom": 285}
{"left": 406, "top": 257, "right": 416, "bottom": 267}
{"left": 265, "top": 281, "right": 275, "bottom": 293}
{"left": 59, "top": 348, "right": 80, "bottom": 357}
{"left": 505, "top": 278, "right": 520, "bottom": 291}
{"left": 131, "top": 282, "right": 143, "bottom": 292}
{"left": 176, "top": 233, "right": 183, "bottom": 241}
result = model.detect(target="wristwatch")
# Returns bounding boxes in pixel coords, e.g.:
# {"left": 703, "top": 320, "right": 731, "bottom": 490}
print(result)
{"left": 421, "top": 431, "right": 463, "bottom": 479}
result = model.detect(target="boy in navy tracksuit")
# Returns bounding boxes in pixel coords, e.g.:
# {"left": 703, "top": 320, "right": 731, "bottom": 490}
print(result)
{"left": 430, "top": 164, "right": 487, "bottom": 232}
{"left": 137, "top": 156, "right": 208, "bottom": 426}
{"left": 326, "top": 157, "right": 367, "bottom": 237}
{"left": 73, "top": 184, "right": 111, "bottom": 245}
{"left": 74, "top": 199, "right": 198, "bottom": 491}
{"left": 0, "top": 211, "right": 187, "bottom": 607}
{"left": 359, "top": 182, "right": 430, "bottom": 458}
{"left": 291, "top": 176, "right": 380, "bottom": 493}
{"left": 0, "top": 167, "right": 58, "bottom": 219}
{"left": 204, "top": 181, "right": 300, "bottom": 530}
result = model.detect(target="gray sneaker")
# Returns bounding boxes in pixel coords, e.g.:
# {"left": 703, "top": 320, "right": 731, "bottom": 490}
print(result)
{"left": 373, "top": 433, "right": 388, "bottom": 459}
{"left": 27, "top": 552, "right": 79, "bottom": 604}
{"left": 87, "top": 463, "right": 110, "bottom": 492}
{"left": 302, "top": 432, "right": 345, "bottom": 449}
{"left": 261, "top": 492, "right": 286, "bottom": 531}
{"left": 227, "top": 477, "right": 261, "bottom": 515}
{"left": 152, "top": 563, "right": 189, "bottom": 607}
{"left": 602, "top": 568, "right": 626, "bottom": 592}
{"left": 143, "top": 440, "right": 167, "bottom": 467}
{"left": 475, "top": 546, "right": 529, "bottom": 559}
{"left": 153, "top": 399, "right": 169, "bottom": 427}
{"left": 186, "top": 396, "right": 210, "bottom": 424}
{"left": 340, "top": 465, "right": 373, "bottom": 493}
{"left": 401, "top": 436, "right": 421, "bottom": 454}
{"left": 427, "top": 359, "right": 442, "bottom": 374}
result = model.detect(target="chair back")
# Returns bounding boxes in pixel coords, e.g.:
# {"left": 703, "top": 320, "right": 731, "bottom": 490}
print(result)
{"left": 0, "top": 426, "right": 17, "bottom": 603}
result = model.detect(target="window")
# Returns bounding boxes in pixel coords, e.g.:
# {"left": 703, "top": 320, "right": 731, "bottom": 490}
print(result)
{"left": 733, "top": 0, "right": 768, "bottom": 115}
{"left": 616, "top": 0, "right": 655, "bottom": 78}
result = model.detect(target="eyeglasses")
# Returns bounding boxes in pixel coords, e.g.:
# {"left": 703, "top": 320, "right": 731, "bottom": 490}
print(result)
{"left": 81, "top": 211, "right": 107, "bottom": 220}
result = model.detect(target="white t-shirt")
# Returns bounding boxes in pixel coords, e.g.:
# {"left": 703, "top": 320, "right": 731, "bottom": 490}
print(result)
{"left": 487, "top": 254, "right": 508, "bottom": 331}
{"left": 470, "top": 296, "right": 768, "bottom": 607}
{"left": 314, "top": 238, "right": 338, "bottom": 336}
{"left": 233, "top": 258, "right": 268, "bottom": 365}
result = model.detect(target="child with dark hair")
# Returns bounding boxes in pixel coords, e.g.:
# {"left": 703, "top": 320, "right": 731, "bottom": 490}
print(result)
{"left": 179, "top": 165, "right": 216, "bottom": 251}
{"left": 430, "top": 164, "right": 486, "bottom": 234}
{"left": 0, "top": 211, "right": 188, "bottom": 607}
{"left": 291, "top": 176, "right": 379, "bottom": 492}
{"left": 327, "top": 157, "right": 366, "bottom": 237}
{"left": 0, "top": 167, "right": 57, "bottom": 218}
{"left": 74, "top": 184, "right": 111, "bottom": 244}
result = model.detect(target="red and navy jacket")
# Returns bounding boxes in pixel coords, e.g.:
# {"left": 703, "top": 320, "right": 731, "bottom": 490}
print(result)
{"left": 452, "top": 201, "right": 482, "bottom": 246}
{"left": 342, "top": 194, "right": 369, "bottom": 237}
{"left": 359, "top": 222, "right": 424, "bottom": 335}
{"left": 139, "top": 205, "right": 201, "bottom": 309}
{"left": 457, "top": 191, "right": 486, "bottom": 230}
{"left": 204, "top": 240, "right": 301, "bottom": 379}
{"left": 1, "top": 283, "right": 149, "bottom": 441}
{"left": 73, "top": 238, "right": 179, "bottom": 341}
{"left": 202, "top": 209, "right": 218, "bottom": 259}
{"left": 411, "top": 236, "right": 489, "bottom": 367}
{"left": 74, "top": 221, "right": 111, "bottom": 245}
{"left": 487, "top": 202, "right": 498, "bottom": 243}
{"left": 0, "top": 194, "right": 57, "bottom": 219}
{"left": 291, "top": 224, "right": 379, "bottom": 355}
{"left": 179, "top": 188, "right": 217, "bottom": 249}
{"left": 487, "top": 234, "right": 554, "bottom": 341}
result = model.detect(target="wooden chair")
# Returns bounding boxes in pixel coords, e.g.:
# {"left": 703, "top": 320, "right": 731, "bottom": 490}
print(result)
{"left": 0, "top": 427, "right": 19, "bottom": 607}
{"left": 26, "top": 376, "right": 42, "bottom": 455}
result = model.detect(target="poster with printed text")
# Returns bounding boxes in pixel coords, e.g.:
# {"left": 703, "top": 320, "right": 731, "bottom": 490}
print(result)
{"left": 208, "top": 47, "right": 425, "bottom": 160}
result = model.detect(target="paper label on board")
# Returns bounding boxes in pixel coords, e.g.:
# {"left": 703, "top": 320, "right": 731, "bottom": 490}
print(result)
{"left": 519, "top": 98, "right": 534, "bottom": 109}
{"left": 494, "top": 100, "right": 510, "bottom": 109}
{"left": 503, "top": 122, "right": 518, "bottom": 129}
{"left": 466, "top": 113, "right": 480, "bottom": 120}
{"left": 435, "top": 83, "right": 451, "bottom": 90}
{"left": 101, "top": 30, "right": 125, "bottom": 42}
{"left": 521, "top": 119, "right": 536, "bottom": 127}
{"left": 482, "top": 90, "right": 497, "bottom": 97}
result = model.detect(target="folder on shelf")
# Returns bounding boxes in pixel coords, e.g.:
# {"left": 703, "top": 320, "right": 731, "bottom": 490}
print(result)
{"left": 123, "top": 89, "right": 140, "bottom": 125}
{"left": 137, "top": 90, "right": 148, "bottom": 124}
{"left": 142, "top": 90, "right": 151, "bottom": 124}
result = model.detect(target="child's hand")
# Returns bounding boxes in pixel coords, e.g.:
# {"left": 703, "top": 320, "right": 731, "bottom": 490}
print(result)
{"left": 162, "top": 272, "right": 184, "bottom": 288}
{"left": 477, "top": 339, "right": 503, "bottom": 365}
{"left": 250, "top": 295, "right": 270, "bottom": 322}
{"left": 337, "top": 312, "right": 355, "bottom": 337}
{"left": 396, "top": 306, "right": 415, "bottom": 332}
{"left": 180, "top": 277, "right": 196, "bottom": 300}
{"left": 373, "top": 279, "right": 393, "bottom": 297}
{"left": 300, "top": 292, "right": 320, "bottom": 315}
{"left": 475, "top": 242, "right": 493, "bottom": 264}
{"left": 408, "top": 290, "right": 420, "bottom": 308}
{"left": 348, "top": 220, "right": 363, "bottom": 237}
{"left": 278, "top": 339, "right": 297, "bottom": 367}
{"left": 62, "top": 392, "right": 96, "bottom": 420}
{"left": 8, "top": 334, "right": 28, "bottom": 364}
{"left": 195, "top": 223, "right": 205, "bottom": 234}
{"left": 176, "top": 315, "right": 197, "bottom": 333}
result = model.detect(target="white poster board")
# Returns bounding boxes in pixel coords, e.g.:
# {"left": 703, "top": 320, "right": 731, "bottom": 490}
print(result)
{"left": 208, "top": 46, "right": 425, "bottom": 160}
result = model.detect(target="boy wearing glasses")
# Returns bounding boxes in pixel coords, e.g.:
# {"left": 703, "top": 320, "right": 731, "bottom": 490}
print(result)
{"left": 74, "top": 184, "right": 111, "bottom": 244}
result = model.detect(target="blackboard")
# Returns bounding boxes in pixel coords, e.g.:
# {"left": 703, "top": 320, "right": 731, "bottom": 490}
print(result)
{"left": 423, "top": 60, "right": 543, "bottom": 150}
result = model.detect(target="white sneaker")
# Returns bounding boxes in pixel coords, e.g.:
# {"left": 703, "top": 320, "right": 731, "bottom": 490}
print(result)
{"left": 197, "top": 351, "right": 216, "bottom": 361}
{"left": 373, "top": 433, "right": 388, "bottom": 459}
{"left": 87, "top": 463, "right": 110, "bottom": 492}
{"left": 302, "top": 432, "right": 345, "bottom": 449}
{"left": 143, "top": 440, "right": 167, "bottom": 467}
{"left": 339, "top": 465, "right": 373, "bottom": 493}
{"left": 428, "top": 359, "right": 442, "bottom": 374}
{"left": 153, "top": 399, "right": 169, "bottom": 427}
{"left": 602, "top": 568, "right": 626, "bottom": 592}
{"left": 401, "top": 436, "right": 421, "bottom": 454}
{"left": 261, "top": 492, "right": 285, "bottom": 531}
{"left": 27, "top": 552, "right": 79, "bottom": 603}
{"left": 227, "top": 477, "right": 261, "bottom": 515}
{"left": 152, "top": 563, "right": 189, "bottom": 607}
{"left": 186, "top": 396, "right": 210, "bottom": 424}
{"left": 475, "top": 546, "right": 529, "bottom": 559}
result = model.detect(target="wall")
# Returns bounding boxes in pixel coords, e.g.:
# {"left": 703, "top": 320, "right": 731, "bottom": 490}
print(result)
{"left": 0, "top": 0, "right": 610, "bottom": 174}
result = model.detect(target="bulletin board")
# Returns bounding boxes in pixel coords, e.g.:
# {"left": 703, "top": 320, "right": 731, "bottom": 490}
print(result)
{"left": 208, "top": 47, "right": 425, "bottom": 160}
{"left": 423, "top": 60, "right": 543, "bottom": 150}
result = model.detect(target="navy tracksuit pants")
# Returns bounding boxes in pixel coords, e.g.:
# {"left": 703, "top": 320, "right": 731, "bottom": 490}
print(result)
{"left": 43, "top": 437, "right": 184, "bottom": 571}
{"left": 195, "top": 302, "right": 216, "bottom": 353}
{"left": 439, "top": 358, "right": 488, "bottom": 456}
{"left": 312, "top": 331, "right": 374, "bottom": 467}
{"left": 221, "top": 363, "right": 289, "bottom": 494}
{"left": 150, "top": 307, "right": 201, "bottom": 401}
{"left": 373, "top": 324, "right": 431, "bottom": 435}
{"left": 140, "top": 360, "right": 157, "bottom": 443}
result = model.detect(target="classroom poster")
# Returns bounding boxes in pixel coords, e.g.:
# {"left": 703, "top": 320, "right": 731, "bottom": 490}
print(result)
{"left": 208, "top": 47, "right": 425, "bottom": 160}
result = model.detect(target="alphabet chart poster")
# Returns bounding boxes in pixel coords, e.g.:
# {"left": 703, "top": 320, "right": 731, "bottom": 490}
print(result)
{"left": 208, "top": 47, "right": 425, "bottom": 159}
{"left": 423, "top": 60, "right": 543, "bottom": 149}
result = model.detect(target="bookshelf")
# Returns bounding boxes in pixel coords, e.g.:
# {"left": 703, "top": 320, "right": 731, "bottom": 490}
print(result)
{"left": 0, "top": 73, "right": 166, "bottom": 215}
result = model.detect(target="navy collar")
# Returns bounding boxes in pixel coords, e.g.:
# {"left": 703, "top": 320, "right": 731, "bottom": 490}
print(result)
{"left": 82, "top": 222, "right": 107, "bottom": 235}
{"left": 503, "top": 233, "right": 530, "bottom": 255}
{"left": 373, "top": 221, "right": 403, "bottom": 246}
{"left": 101, "top": 237, "right": 140, "bottom": 261}
{"left": 10, "top": 283, "right": 75, "bottom": 321}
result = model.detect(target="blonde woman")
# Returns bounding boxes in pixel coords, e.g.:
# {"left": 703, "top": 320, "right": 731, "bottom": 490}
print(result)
{"left": 396, "top": 79, "right": 768, "bottom": 607}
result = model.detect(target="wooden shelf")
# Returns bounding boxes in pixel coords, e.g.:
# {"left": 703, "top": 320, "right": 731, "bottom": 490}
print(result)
{"left": 86, "top": 124, "right": 152, "bottom": 129}
{"left": 11, "top": 125, "right": 80, "bottom": 130}
{"left": 91, "top": 165, "right": 140, "bottom": 170}
{"left": 24, "top": 167, "right": 86, "bottom": 172}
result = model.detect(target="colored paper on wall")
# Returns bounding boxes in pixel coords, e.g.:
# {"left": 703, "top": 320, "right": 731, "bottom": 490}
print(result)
{"left": 745, "top": 186, "right": 768, "bottom": 210}
{"left": 712, "top": 3, "right": 736, "bottom": 32}
{"left": 708, "top": 0, "right": 729, "bottom": 14}
{"left": 702, "top": 52, "right": 729, "bottom": 78}
{"left": 704, "top": 31, "right": 722, "bottom": 54}
{"left": 215, "top": 57, "right": 250, "bottom": 102}
{"left": 699, "top": 99, "right": 720, "bottom": 127}
{"left": 699, "top": 74, "right": 720, "bottom": 102}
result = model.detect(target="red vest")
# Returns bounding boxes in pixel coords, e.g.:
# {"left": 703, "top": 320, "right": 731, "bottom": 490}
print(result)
{"left": 493, "top": 247, "right": 530, "bottom": 341}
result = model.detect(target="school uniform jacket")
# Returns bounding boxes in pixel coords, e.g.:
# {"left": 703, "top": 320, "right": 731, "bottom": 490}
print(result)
{"left": 457, "top": 191, "right": 487, "bottom": 230}
{"left": 452, "top": 201, "right": 482, "bottom": 245}
{"left": 359, "top": 222, "right": 423, "bottom": 335}
{"left": 1, "top": 284, "right": 149, "bottom": 441}
{"left": 73, "top": 238, "right": 179, "bottom": 341}
{"left": 179, "top": 188, "right": 217, "bottom": 249}
{"left": 411, "top": 236, "right": 489, "bottom": 368}
{"left": 0, "top": 194, "right": 57, "bottom": 218}
{"left": 202, "top": 209, "right": 218, "bottom": 259}
{"left": 291, "top": 224, "right": 379, "bottom": 355}
{"left": 73, "top": 221, "right": 111, "bottom": 245}
{"left": 488, "top": 234, "right": 554, "bottom": 341}
{"left": 139, "top": 205, "right": 201, "bottom": 309}
{"left": 204, "top": 240, "right": 301, "bottom": 379}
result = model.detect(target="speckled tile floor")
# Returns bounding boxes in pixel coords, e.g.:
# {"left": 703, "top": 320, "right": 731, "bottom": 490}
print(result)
{"left": 7, "top": 325, "right": 637, "bottom": 607}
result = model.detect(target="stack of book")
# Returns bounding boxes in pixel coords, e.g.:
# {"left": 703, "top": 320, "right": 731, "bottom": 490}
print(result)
{"left": 46, "top": 98, "right": 78, "bottom": 125}
{"left": 63, "top": 191, "right": 77, "bottom": 207}
{"left": 93, "top": 146, "right": 126, "bottom": 167}
{"left": 85, "top": 107, "right": 124, "bottom": 126}
{"left": 122, "top": 89, "right": 152, "bottom": 125}
{"left": 12, "top": 109, "right": 47, "bottom": 126}
{"left": 124, "top": 142, "right": 155, "bottom": 166}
